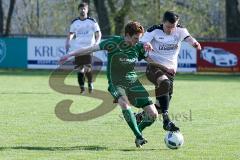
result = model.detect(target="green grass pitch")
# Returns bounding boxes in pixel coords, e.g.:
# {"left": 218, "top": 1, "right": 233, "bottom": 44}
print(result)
{"left": 0, "top": 70, "right": 239, "bottom": 160}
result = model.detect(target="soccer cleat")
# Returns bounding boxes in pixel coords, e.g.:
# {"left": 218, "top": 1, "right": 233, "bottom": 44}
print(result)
{"left": 80, "top": 87, "right": 85, "bottom": 94}
{"left": 163, "top": 120, "right": 180, "bottom": 132}
{"left": 88, "top": 88, "right": 93, "bottom": 93}
{"left": 135, "top": 137, "right": 148, "bottom": 148}
{"left": 134, "top": 112, "right": 144, "bottom": 125}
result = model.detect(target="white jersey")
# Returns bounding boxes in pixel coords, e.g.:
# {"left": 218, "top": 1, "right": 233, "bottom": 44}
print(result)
{"left": 140, "top": 24, "right": 190, "bottom": 71}
{"left": 69, "top": 17, "right": 100, "bottom": 50}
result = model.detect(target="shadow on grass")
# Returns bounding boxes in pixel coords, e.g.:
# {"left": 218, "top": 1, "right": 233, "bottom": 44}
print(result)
{"left": 1, "top": 69, "right": 239, "bottom": 82}
{"left": 0, "top": 145, "right": 108, "bottom": 151}
{"left": 0, "top": 92, "right": 51, "bottom": 95}
{"left": 0, "top": 146, "right": 168, "bottom": 152}
{"left": 119, "top": 148, "right": 168, "bottom": 151}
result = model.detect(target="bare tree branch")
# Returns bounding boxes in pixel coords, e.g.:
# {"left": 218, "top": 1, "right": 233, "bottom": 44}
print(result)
{"left": 0, "top": 0, "right": 3, "bottom": 35}
{"left": 5, "top": 0, "right": 16, "bottom": 36}
{"left": 114, "top": 0, "right": 132, "bottom": 34}
{"left": 93, "top": 0, "right": 111, "bottom": 35}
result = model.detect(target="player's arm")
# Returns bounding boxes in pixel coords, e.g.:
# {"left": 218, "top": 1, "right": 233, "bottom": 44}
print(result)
{"left": 93, "top": 20, "right": 102, "bottom": 45}
{"left": 59, "top": 45, "right": 100, "bottom": 64}
{"left": 180, "top": 28, "right": 201, "bottom": 50}
{"left": 184, "top": 36, "right": 201, "bottom": 50}
{"left": 142, "top": 42, "right": 153, "bottom": 52}
{"left": 144, "top": 56, "right": 154, "bottom": 64}
{"left": 95, "top": 31, "right": 102, "bottom": 45}
{"left": 140, "top": 26, "right": 156, "bottom": 48}
{"left": 65, "top": 32, "right": 75, "bottom": 52}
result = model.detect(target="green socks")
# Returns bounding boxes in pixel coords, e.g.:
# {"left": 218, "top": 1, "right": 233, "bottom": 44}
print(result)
{"left": 122, "top": 108, "right": 142, "bottom": 139}
{"left": 138, "top": 113, "right": 155, "bottom": 132}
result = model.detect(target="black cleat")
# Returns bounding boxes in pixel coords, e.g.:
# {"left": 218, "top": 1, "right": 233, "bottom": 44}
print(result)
{"left": 163, "top": 120, "right": 180, "bottom": 132}
{"left": 80, "top": 87, "right": 85, "bottom": 94}
{"left": 88, "top": 88, "right": 93, "bottom": 94}
{"left": 135, "top": 137, "right": 148, "bottom": 148}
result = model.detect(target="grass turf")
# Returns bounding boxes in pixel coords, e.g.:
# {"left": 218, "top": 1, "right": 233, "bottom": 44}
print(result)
{"left": 0, "top": 70, "right": 239, "bottom": 160}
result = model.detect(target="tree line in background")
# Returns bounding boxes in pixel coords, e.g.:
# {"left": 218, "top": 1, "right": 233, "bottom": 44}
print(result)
{"left": 0, "top": 0, "right": 240, "bottom": 39}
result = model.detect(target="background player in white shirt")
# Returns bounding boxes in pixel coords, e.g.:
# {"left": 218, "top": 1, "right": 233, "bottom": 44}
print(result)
{"left": 136, "top": 10, "right": 201, "bottom": 131}
{"left": 65, "top": 2, "right": 101, "bottom": 94}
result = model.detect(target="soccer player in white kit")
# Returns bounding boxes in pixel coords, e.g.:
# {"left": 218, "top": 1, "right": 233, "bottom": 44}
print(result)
{"left": 136, "top": 11, "right": 201, "bottom": 131}
{"left": 65, "top": 2, "right": 101, "bottom": 94}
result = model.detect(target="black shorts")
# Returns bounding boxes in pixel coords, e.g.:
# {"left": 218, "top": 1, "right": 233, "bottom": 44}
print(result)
{"left": 146, "top": 63, "right": 174, "bottom": 95}
{"left": 74, "top": 54, "right": 92, "bottom": 66}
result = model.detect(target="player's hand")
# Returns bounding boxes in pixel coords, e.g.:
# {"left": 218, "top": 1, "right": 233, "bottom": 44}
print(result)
{"left": 193, "top": 42, "right": 201, "bottom": 50}
{"left": 143, "top": 42, "right": 153, "bottom": 52}
{"left": 59, "top": 55, "right": 70, "bottom": 65}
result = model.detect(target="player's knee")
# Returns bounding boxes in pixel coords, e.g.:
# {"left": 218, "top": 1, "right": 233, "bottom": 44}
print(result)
{"left": 118, "top": 96, "right": 130, "bottom": 109}
{"left": 85, "top": 67, "right": 92, "bottom": 73}
{"left": 156, "top": 79, "right": 171, "bottom": 97}
{"left": 146, "top": 105, "right": 158, "bottom": 120}
{"left": 157, "top": 75, "right": 168, "bottom": 85}
{"left": 150, "top": 112, "right": 158, "bottom": 120}
{"left": 162, "top": 79, "right": 171, "bottom": 89}
{"left": 152, "top": 108, "right": 158, "bottom": 120}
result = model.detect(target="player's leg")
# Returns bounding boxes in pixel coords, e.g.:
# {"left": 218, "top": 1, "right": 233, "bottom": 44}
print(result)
{"left": 85, "top": 64, "right": 93, "bottom": 93}
{"left": 75, "top": 56, "right": 86, "bottom": 94}
{"left": 138, "top": 104, "right": 158, "bottom": 132}
{"left": 155, "top": 74, "right": 170, "bottom": 114}
{"left": 76, "top": 55, "right": 93, "bottom": 94}
{"left": 77, "top": 65, "right": 85, "bottom": 94}
{"left": 108, "top": 84, "right": 146, "bottom": 147}
{"left": 118, "top": 96, "right": 143, "bottom": 139}
{"left": 155, "top": 73, "right": 179, "bottom": 131}
{"left": 119, "top": 97, "right": 148, "bottom": 148}
{"left": 146, "top": 64, "right": 179, "bottom": 131}
{"left": 155, "top": 77, "right": 173, "bottom": 113}
{"left": 127, "top": 82, "right": 158, "bottom": 133}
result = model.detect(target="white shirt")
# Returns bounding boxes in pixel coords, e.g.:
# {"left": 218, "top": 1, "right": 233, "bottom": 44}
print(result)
{"left": 69, "top": 17, "right": 100, "bottom": 50}
{"left": 140, "top": 24, "right": 190, "bottom": 71}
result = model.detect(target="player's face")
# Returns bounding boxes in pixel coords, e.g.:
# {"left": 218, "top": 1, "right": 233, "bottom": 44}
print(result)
{"left": 79, "top": 6, "right": 88, "bottom": 17}
{"left": 163, "top": 21, "right": 178, "bottom": 35}
{"left": 126, "top": 33, "right": 143, "bottom": 46}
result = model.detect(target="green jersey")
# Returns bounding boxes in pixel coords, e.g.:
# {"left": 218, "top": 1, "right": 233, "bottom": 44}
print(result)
{"left": 99, "top": 36, "right": 147, "bottom": 85}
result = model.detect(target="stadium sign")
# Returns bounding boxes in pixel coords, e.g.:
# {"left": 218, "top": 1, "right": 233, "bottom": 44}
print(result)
{"left": 0, "top": 39, "right": 6, "bottom": 64}
{"left": 28, "top": 38, "right": 67, "bottom": 69}
{"left": 177, "top": 42, "right": 197, "bottom": 72}
{"left": 198, "top": 42, "right": 240, "bottom": 72}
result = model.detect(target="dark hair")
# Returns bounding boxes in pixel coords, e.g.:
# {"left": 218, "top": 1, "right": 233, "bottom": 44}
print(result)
{"left": 125, "top": 21, "right": 144, "bottom": 36}
{"left": 78, "top": 2, "right": 88, "bottom": 10}
{"left": 163, "top": 11, "right": 179, "bottom": 23}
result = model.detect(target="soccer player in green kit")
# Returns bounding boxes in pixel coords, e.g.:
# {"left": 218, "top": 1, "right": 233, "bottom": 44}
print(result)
{"left": 59, "top": 21, "right": 158, "bottom": 148}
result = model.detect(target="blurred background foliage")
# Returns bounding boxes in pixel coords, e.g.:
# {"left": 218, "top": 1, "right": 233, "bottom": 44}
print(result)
{"left": 1, "top": 0, "right": 239, "bottom": 39}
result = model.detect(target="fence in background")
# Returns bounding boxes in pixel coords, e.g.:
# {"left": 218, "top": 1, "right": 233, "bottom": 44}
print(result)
{"left": 0, "top": 36, "right": 240, "bottom": 73}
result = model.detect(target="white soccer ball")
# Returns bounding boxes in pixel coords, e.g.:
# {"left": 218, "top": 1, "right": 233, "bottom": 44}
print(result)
{"left": 164, "top": 131, "right": 184, "bottom": 149}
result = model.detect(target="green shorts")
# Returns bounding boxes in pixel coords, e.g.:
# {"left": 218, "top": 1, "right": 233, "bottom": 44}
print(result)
{"left": 108, "top": 80, "right": 153, "bottom": 108}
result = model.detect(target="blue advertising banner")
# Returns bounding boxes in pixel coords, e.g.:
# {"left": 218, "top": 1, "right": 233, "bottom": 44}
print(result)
{"left": 28, "top": 38, "right": 66, "bottom": 69}
{"left": 0, "top": 37, "right": 27, "bottom": 68}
